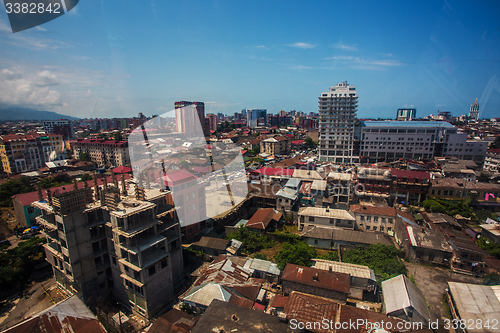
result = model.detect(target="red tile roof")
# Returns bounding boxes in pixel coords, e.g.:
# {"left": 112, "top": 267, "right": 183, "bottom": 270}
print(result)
{"left": 112, "top": 166, "right": 132, "bottom": 174}
{"left": 12, "top": 174, "right": 132, "bottom": 207}
{"left": 271, "top": 295, "right": 289, "bottom": 308}
{"left": 246, "top": 208, "right": 282, "bottom": 230}
{"left": 252, "top": 167, "right": 294, "bottom": 176}
{"left": 281, "top": 264, "right": 350, "bottom": 294}
{"left": 162, "top": 169, "right": 197, "bottom": 187}
{"left": 349, "top": 204, "right": 397, "bottom": 217}
{"left": 390, "top": 168, "right": 430, "bottom": 180}
{"left": 284, "top": 292, "right": 339, "bottom": 333}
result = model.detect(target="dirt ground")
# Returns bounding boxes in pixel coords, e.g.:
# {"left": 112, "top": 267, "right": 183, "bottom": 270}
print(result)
{"left": 404, "top": 262, "right": 483, "bottom": 333}
{"left": 0, "top": 277, "right": 69, "bottom": 331}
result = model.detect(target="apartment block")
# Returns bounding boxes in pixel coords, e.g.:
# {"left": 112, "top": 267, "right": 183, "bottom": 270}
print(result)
{"left": 70, "top": 138, "right": 130, "bottom": 168}
{"left": 260, "top": 136, "right": 291, "bottom": 156}
{"left": 0, "top": 132, "right": 64, "bottom": 174}
{"left": 174, "top": 101, "right": 209, "bottom": 137}
{"left": 319, "top": 82, "right": 358, "bottom": 164}
{"left": 357, "top": 121, "right": 487, "bottom": 165}
{"left": 43, "top": 119, "right": 75, "bottom": 140}
{"left": 33, "top": 174, "right": 184, "bottom": 319}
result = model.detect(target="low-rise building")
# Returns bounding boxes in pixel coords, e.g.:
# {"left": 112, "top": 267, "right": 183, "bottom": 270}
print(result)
{"left": 302, "top": 226, "right": 391, "bottom": 249}
{"left": 480, "top": 223, "right": 500, "bottom": 244}
{"left": 349, "top": 204, "right": 397, "bottom": 233}
{"left": 246, "top": 208, "right": 282, "bottom": 233}
{"left": 191, "top": 237, "right": 241, "bottom": 257}
{"left": 298, "top": 207, "right": 355, "bottom": 231}
{"left": 260, "top": 136, "right": 291, "bottom": 155}
{"left": 394, "top": 221, "right": 453, "bottom": 266}
{"left": 382, "top": 274, "right": 431, "bottom": 327}
{"left": 312, "top": 259, "right": 377, "bottom": 300}
{"left": 280, "top": 263, "right": 350, "bottom": 304}
{"left": 327, "top": 172, "right": 353, "bottom": 204}
{"left": 446, "top": 281, "right": 500, "bottom": 333}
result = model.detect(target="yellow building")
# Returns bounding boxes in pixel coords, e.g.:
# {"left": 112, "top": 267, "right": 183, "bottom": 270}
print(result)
{"left": 0, "top": 132, "right": 64, "bottom": 174}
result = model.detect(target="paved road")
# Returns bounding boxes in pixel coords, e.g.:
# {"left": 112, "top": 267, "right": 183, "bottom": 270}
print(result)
{"left": 0, "top": 277, "right": 58, "bottom": 331}
{"left": 405, "top": 262, "right": 483, "bottom": 333}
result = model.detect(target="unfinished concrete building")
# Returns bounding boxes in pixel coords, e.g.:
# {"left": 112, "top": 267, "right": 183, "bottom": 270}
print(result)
{"left": 33, "top": 174, "right": 184, "bottom": 319}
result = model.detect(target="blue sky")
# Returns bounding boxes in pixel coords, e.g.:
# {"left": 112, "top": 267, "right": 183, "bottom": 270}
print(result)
{"left": 0, "top": 0, "right": 499, "bottom": 119}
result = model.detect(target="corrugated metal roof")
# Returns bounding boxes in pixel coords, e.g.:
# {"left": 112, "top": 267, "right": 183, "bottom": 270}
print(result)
{"left": 183, "top": 283, "right": 232, "bottom": 307}
{"left": 299, "top": 207, "right": 355, "bottom": 220}
{"left": 448, "top": 282, "right": 500, "bottom": 332}
{"left": 276, "top": 187, "right": 297, "bottom": 200}
{"left": 312, "top": 259, "right": 374, "bottom": 280}
{"left": 382, "top": 274, "right": 430, "bottom": 323}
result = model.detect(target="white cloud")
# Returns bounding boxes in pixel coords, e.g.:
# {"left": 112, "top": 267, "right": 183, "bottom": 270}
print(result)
{"left": 0, "top": 18, "right": 72, "bottom": 50}
{"left": 325, "top": 55, "right": 403, "bottom": 68}
{"left": 35, "top": 70, "right": 60, "bottom": 86}
{"left": 286, "top": 42, "right": 317, "bottom": 49}
{"left": 0, "top": 68, "right": 62, "bottom": 107}
{"left": 334, "top": 42, "right": 358, "bottom": 51}
{"left": 255, "top": 45, "right": 267, "bottom": 49}
{"left": 67, "top": 6, "right": 79, "bottom": 16}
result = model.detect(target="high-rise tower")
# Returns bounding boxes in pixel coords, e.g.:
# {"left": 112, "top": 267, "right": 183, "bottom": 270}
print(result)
{"left": 174, "top": 101, "right": 208, "bottom": 137}
{"left": 318, "top": 82, "right": 358, "bottom": 164}
{"left": 469, "top": 98, "right": 479, "bottom": 121}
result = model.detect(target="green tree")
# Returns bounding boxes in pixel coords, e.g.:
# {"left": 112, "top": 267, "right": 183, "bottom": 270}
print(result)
{"left": 226, "top": 227, "right": 274, "bottom": 253}
{"left": 113, "top": 131, "right": 123, "bottom": 141}
{"left": 274, "top": 241, "right": 317, "bottom": 270}
{"left": 477, "top": 173, "right": 490, "bottom": 183}
{"left": 79, "top": 152, "right": 92, "bottom": 162}
{"left": 80, "top": 174, "right": 93, "bottom": 181}
{"left": 490, "top": 137, "right": 500, "bottom": 149}
{"left": 304, "top": 137, "right": 318, "bottom": 148}
{"left": 251, "top": 145, "right": 261, "bottom": 155}
{"left": 0, "top": 237, "right": 47, "bottom": 290}
{"left": 341, "top": 243, "right": 407, "bottom": 281}
{"left": 477, "top": 237, "right": 500, "bottom": 259}
{"left": 317, "top": 251, "right": 339, "bottom": 261}
{"left": 179, "top": 160, "right": 189, "bottom": 170}
{"left": 0, "top": 176, "right": 34, "bottom": 207}
{"left": 483, "top": 273, "right": 500, "bottom": 286}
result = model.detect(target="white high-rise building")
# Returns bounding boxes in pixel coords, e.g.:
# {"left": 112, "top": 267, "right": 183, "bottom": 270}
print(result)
{"left": 469, "top": 98, "right": 479, "bottom": 121}
{"left": 318, "top": 82, "right": 358, "bottom": 163}
{"left": 247, "top": 109, "right": 267, "bottom": 128}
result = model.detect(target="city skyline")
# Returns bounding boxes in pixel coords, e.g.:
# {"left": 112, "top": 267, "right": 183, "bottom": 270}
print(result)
{"left": 0, "top": 1, "right": 499, "bottom": 119}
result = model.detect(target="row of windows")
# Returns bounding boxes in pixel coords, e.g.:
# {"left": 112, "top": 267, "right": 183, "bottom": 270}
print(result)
{"left": 359, "top": 216, "right": 394, "bottom": 223}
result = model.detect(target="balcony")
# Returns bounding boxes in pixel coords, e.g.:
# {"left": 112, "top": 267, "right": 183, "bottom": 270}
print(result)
{"left": 120, "top": 234, "right": 166, "bottom": 255}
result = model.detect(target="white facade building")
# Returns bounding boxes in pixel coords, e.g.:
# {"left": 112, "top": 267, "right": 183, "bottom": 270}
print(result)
{"left": 319, "top": 82, "right": 358, "bottom": 163}
{"left": 357, "top": 121, "right": 487, "bottom": 165}
{"left": 469, "top": 98, "right": 479, "bottom": 121}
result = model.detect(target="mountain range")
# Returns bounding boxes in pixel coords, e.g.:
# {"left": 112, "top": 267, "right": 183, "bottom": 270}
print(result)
{"left": 0, "top": 107, "right": 79, "bottom": 121}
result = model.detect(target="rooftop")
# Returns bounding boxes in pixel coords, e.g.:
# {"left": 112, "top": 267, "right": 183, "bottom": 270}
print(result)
{"left": 281, "top": 263, "right": 350, "bottom": 294}
{"left": 447, "top": 282, "right": 500, "bottom": 333}
{"left": 246, "top": 208, "right": 282, "bottom": 230}
{"left": 284, "top": 292, "right": 339, "bottom": 333}
{"left": 311, "top": 259, "right": 375, "bottom": 280}
{"left": 350, "top": 204, "right": 397, "bottom": 217}
{"left": 302, "top": 226, "right": 392, "bottom": 246}
{"left": 190, "top": 299, "right": 292, "bottom": 333}
{"left": 382, "top": 274, "right": 430, "bottom": 324}
{"left": 406, "top": 225, "right": 453, "bottom": 253}
{"left": 299, "top": 207, "right": 355, "bottom": 220}
{"left": 360, "top": 120, "right": 454, "bottom": 128}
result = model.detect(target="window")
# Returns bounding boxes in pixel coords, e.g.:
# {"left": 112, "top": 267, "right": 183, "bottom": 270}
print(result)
{"left": 309, "top": 216, "right": 314, "bottom": 222}
{"left": 329, "top": 219, "right": 335, "bottom": 224}
{"left": 161, "top": 258, "right": 168, "bottom": 269}
{"left": 373, "top": 216, "right": 379, "bottom": 222}
{"left": 366, "top": 226, "right": 370, "bottom": 230}
{"left": 387, "top": 227, "right": 392, "bottom": 232}
{"left": 366, "top": 216, "right": 371, "bottom": 221}
{"left": 388, "top": 218, "right": 393, "bottom": 224}
{"left": 314, "top": 239, "right": 318, "bottom": 245}
{"left": 360, "top": 215, "right": 365, "bottom": 221}
{"left": 148, "top": 265, "right": 156, "bottom": 276}
{"left": 373, "top": 226, "right": 377, "bottom": 231}
{"left": 381, "top": 218, "right": 386, "bottom": 223}
{"left": 380, "top": 227, "right": 384, "bottom": 232}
